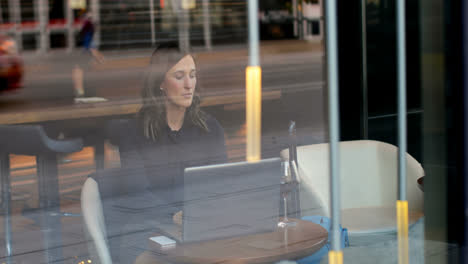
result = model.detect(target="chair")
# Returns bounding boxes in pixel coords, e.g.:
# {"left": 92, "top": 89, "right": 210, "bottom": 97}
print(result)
{"left": 81, "top": 168, "right": 169, "bottom": 264}
{"left": 81, "top": 177, "right": 112, "bottom": 264}
{"left": 280, "top": 140, "right": 424, "bottom": 245}
{"left": 0, "top": 124, "right": 83, "bottom": 262}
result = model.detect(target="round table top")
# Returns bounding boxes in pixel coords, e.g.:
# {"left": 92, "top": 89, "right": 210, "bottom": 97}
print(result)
{"left": 150, "top": 218, "right": 328, "bottom": 264}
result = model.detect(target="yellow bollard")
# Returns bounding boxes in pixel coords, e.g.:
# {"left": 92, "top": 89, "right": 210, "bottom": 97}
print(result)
{"left": 397, "top": 200, "right": 409, "bottom": 264}
{"left": 245, "top": 66, "right": 262, "bottom": 162}
{"left": 328, "top": 250, "right": 343, "bottom": 264}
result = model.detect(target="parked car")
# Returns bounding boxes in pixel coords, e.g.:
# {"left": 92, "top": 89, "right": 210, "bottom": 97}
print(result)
{"left": 0, "top": 35, "right": 23, "bottom": 93}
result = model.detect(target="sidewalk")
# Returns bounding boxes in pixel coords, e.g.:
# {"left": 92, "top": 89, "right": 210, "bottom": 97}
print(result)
{"left": 22, "top": 39, "right": 323, "bottom": 73}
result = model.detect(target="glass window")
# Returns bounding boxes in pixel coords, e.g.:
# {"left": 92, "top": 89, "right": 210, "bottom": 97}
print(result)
{"left": 0, "top": 0, "right": 464, "bottom": 263}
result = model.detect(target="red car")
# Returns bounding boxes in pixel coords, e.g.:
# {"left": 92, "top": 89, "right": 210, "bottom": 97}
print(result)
{"left": 0, "top": 35, "right": 23, "bottom": 93}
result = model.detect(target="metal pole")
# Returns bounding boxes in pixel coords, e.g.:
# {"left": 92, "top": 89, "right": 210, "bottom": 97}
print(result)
{"left": 1, "top": 154, "right": 12, "bottom": 264}
{"left": 182, "top": 9, "right": 190, "bottom": 51}
{"left": 298, "top": 0, "right": 303, "bottom": 40}
{"left": 325, "top": 0, "right": 343, "bottom": 260}
{"left": 91, "top": 0, "right": 101, "bottom": 48}
{"left": 38, "top": 0, "right": 48, "bottom": 53}
{"left": 66, "top": 0, "right": 75, "bottom": 52}
{"left": 149, "top": 0, "right": 156, "bottom": 45}
{"left": 248, "top": 0, "right": 259, "bottom": 66}
{"left": 177, "top": 11, "right": 184, "bottom": 50}
{"left": 202, "top": 0, "right": 212, "bottom": 51}
{"left": 7, "top": 0, "right": 14, "bottom": 27}
{"left": 397, "top": 0, "right": 407, "bottom": 203}
{"left": 171, "top": 0, "right": 183, "bottom": 50}
{"left": 293, "top": 0, "right": 298, "bottom": 37}
{"left": 396, "top": 0, "right": 408, "bottom": 263}
{"left": 361, "top": 0, "right": 368, "bottom": 139}
{"left": 176, "top": 0, "right": 190, "bottom": 52}
{"left": 184, "top": 8, "right": 190, "bottom": 51}
{"left": 319, "top": 0, "right": 324, "bottom": 40}
{"left": 9, "top": 0, "right": 22, "bottom": 52}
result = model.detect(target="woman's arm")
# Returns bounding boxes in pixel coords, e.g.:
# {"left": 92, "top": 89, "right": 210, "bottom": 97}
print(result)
{"left": 209, "top": 117, "right": 228, "bottom": 164}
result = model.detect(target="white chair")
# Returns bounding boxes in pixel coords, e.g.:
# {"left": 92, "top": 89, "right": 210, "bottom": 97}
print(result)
{"left": 281, "top": 140, "right": 424, "bottom": 245}
{"left": 81, "top": 177, "right": 112, "bottom": 264}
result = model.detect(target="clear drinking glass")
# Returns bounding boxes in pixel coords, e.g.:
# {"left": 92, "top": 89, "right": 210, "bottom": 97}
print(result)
{"left": 278, "top": 162, "right": 297, "bottom": 228}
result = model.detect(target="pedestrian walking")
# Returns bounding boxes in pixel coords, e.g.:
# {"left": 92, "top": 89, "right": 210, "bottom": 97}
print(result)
{"left": 73, "top": 12, "right": 105, "bottom": 98}
{"left": 79, "top": 12, "right": 105, "bottom": 64}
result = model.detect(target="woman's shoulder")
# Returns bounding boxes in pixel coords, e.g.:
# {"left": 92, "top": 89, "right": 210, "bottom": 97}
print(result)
{"left": 106, "top": 117, "right": 143, "bottom": 145}
{"left": 203, "top": 113, "right": 224, "bottom": 134}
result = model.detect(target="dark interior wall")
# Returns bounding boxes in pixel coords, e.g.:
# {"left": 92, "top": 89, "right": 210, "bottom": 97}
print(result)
{"left": 444, "top": 0, "right": 466, "bottom": 258}
{"left": 366, "top": 0, "right": 396, "bottom": 116}
{"left": 336, "top": 0, "right": 363, "bottom": 141}
{"left": 366, "top": 0, "right": 421, "bottom": 116}
{"left": 420, "top": 0, "right": 448, "bottom": 249}
{"left": 335, "top": 0, "right": 468, "bottom": 258}
{"left": 336, "top": 0, "right": 422, "bottom": 161}
{"left": 421, "top": 0, "right": 467, "bottom": 260}
{"left": 367, "top": 0, "right": 422, "bottom": 161}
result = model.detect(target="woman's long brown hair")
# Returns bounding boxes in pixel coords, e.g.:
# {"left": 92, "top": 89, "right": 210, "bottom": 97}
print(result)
{"left": 139, "top": 42, "right": 209, "bottom": 141}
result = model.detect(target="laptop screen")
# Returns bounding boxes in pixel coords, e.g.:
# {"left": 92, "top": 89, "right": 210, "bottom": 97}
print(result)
{"left": 182, "top": 158, "right": 282, "bottom": 243}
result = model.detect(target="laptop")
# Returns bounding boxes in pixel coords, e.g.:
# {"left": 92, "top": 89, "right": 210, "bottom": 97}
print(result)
{"left": 157, "top": 157, "right": 282, "bottom": 244}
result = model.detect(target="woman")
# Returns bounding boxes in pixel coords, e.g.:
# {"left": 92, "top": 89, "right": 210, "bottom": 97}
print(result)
{"left": 111, "top": 42, "right": 227, "bottom": 197}
{"left": 139, "top": 42, "right": 228, "bottom": 204}
{"left": 140, "top": 42, "right": 223, "bottom": 145}
{"left": 99, "top": 43, "right": 227, "bottom": 263}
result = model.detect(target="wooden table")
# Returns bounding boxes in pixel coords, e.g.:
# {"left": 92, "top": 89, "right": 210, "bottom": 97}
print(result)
{"left": 0, "top": 90, "right": 281, "bottom": 125}
{"left": 0, "top": 90, "right": 281, "bottom": 169}
{"left": 148, "top": 219, "right": 328, "bottom": 264}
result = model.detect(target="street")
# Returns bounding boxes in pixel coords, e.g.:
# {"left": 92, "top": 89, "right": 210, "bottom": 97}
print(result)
{"left": 1, "top": 40, "right": 323, "bottom": 105}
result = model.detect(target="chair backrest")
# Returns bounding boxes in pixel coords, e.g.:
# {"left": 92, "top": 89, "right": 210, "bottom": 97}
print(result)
{"left": 281, "top": 140, "right": 424, "bottom": 216}
{"left": 0, "top": 124, "right": 83, "bottom": 155}
{"left": 81, "top": 177, "right": 112, "bottom": 264}
{"left": 338, "top": 140, "right": 423, "bottom": 210}
{"left": 81, "top": 167, "right": 152, "bottom": 263}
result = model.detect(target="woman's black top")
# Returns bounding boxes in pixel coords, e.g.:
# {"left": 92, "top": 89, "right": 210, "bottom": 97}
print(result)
{"left": 94, "top": 114, "right": 227, "bottom": 263}
{"left": 111, "top": 114, "right": 227, "bottom": 200}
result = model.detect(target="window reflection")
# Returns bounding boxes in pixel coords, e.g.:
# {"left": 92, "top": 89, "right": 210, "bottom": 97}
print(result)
{"left": 0, "top": 0, "right": 461, "bottom": 263}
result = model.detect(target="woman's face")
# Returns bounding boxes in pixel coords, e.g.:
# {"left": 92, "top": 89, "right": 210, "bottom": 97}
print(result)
{"left": 161, "top": 55, "right": 197, "bottom": 109}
